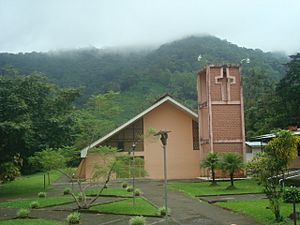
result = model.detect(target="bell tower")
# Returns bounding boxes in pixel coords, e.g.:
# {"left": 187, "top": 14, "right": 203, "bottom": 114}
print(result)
{"left": 197, "top": 64, "right": 246, "bottom": 175}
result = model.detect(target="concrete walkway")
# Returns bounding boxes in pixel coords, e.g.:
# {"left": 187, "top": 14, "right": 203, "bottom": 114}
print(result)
{"left": 137, "top": 180, "right": 261, "bottom": 225}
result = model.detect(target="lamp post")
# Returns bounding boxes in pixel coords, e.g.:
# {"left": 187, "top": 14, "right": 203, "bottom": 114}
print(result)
{"left": 154, "top": 130, "right": 171, "bottom": 225}
{"left": 131, "top": 142, "right": 136, "bottom": 207}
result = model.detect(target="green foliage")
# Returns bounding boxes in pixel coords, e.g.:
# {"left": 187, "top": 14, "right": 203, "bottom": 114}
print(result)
{"left": 200, "top": 152, "right": 220, "bottom": 185}
{"left": 29, "top": 148, "right": 67, "bottom": 172}
{"left": 283, "top": 186, "right": 300, "bottom": 203}
{"left": 275, "top": 53, "right": 300, "bottom": 127}
{"left": 265, "top": 130, "right": 298, "bottom": 167}
{"left": 0, "top": 162, "right": 21, "bottom": 183}
{"left": 134, "top": 188, "right": 142, "bottom": 196}
{"left": 126, "top": 186, "right": 134, "bottom": 192}
{"left": 16, "top": 208, "right": 30, "bottom": 218}
{"left": 74, "top": 91, "right": 121, "bottom": 149}
{"left": 169, "top": 179, "right": 262, "bottom": 197}
{"left": 159, "top": 207, "right": 171, "bottom": 216}
{"left": 84, "top": 187, "right": 132, "bottom": 197}
{"left": 0, "top": 36, "right": 289, "bottom": 141}
{"left": 38, "top": 192, "right": 46, "bottom": 198}
{"left": 0, "top": 71, "right": 80, "bottom": 172}
{"left": 248, "top": 130, "right": 298, "bottom": 222}
{"left": 29, "top": 201, "right": 39, "bottom": 209}
{"left": 63, "top": 188, "right": 71, "bottom": 195}
{"left": 0, "top": 196, "right": 73, "bottom": 209}
{"left": 0, "top": 170, "right": 61, "bottom": 198}
{"left": 129, "top": 216, "right": 146, "bottom": 225}
{"left": 66, "top": 212, "right": 81, "bottom": 224}
{"left": 243, "top": 68, "right": 278, "bottom": 138}
{"left": 216, "top": 199, "right": 300, "bottom": 225}
{"left": 220, "top": 153, "right": 244, "bottom": 187}
{"left": 122, "top": 182, "right": 128, "bottom": 188}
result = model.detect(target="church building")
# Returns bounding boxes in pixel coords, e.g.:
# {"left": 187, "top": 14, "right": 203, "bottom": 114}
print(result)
{"left": 77, "top": 64, "right": 246, "bottom": 180}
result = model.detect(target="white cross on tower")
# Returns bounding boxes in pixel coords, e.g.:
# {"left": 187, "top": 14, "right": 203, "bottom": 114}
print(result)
{"left": 215, "top": 67, "right": 236, "bottom": 101}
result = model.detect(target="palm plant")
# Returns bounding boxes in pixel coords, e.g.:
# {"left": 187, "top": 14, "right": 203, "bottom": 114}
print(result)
{"left": 220, "top": 152, "right": 243, "bottom": 188}
{"left": 200, "top": 152, "right": 220, "bottom": 185}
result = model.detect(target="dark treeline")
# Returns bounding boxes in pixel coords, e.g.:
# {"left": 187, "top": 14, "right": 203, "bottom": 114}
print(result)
{"left": 0, "top": 35, "right": 298, "bottom": 178}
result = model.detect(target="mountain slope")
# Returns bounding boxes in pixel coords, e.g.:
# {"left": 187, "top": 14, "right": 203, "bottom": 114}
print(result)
{"left": 0, "top": 35, "right": 289, "bottom": 135}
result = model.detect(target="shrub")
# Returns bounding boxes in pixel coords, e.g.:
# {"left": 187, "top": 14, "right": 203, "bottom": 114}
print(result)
{"left": 30, "top": 201, "right": 39, "bottom": 209}
{"left": 283, "top": 186, "right": 300, "bottom": 203}
{"left": 67, "top": 212, "right": 81, "bottom": 224}
{"left": 38, "top": 192, "right": 47, "bottom": 198}
{"left": 134, "top": 188, "right": 142, "bottom": 196}
{"left": 122, "top": 182, "right": 128, "bottom": 189}
{"left": 64, "top": 188, "right": 71, "bottom": 195}
{"left": 129, "top": 216, "right": 146, "bottom": 225}
{"left": 16, "top": 208, "right": 30, "bottom": 218}
{"left": 159, "top": 207, "right": 171, "bottom": 216}
{"left": 126, "top": 186, "right": 134, "bottom": 192}
{"left": 0, "top": 162, "right": 21, "bottom": 183}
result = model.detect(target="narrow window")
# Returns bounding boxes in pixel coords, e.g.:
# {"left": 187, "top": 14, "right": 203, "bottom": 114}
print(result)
{"left": 192, "top": 120, "right": 199, "bottom": 150}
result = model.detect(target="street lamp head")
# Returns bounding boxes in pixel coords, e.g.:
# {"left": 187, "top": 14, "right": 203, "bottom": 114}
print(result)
{"left": 154, "top": 130, "right": 171, "bottom": 146}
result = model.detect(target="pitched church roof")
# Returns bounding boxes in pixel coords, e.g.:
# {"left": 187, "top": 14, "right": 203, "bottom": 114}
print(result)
{"left": 80, "top": 95, "right": 198, "bottom": 157}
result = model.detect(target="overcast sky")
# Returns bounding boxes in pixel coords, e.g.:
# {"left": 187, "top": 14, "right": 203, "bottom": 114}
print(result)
{"left": 1, "top": 0, "right": 300, "bottom": 54}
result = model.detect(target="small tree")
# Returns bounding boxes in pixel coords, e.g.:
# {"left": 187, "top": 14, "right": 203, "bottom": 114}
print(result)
{"left": 248, "top": 130, "right": 298, "bottom": 222}
{"left": 220, "top": 152, "right": 243, "bottom": 188}
{"left": 200, "top": 152, "right": 220, "bottom": 185}
{"left": 30, "top": 145, "right": 129, "bottom": 209}
{"left": 29, "top": 147, "right": 69, "bottom": 187}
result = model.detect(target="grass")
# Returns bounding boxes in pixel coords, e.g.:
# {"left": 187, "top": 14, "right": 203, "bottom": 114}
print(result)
{"left": 0, "top": 171, "right": 62, "bottom": 198}
{"left": 0, "top": 196, "right": 74, "bottom": 208}
{"left": 168, "top": 179, "right": 263, "bottom": 197}
{"left": 0, "top": 219, "right": 64, "bottom": 225}
{"left": 216, "top": 199, "right": 299, "bottom": 225}
{"left": 85, "top": 187, "right": 133, "bottom": 197}
{"left": 90, "top": 197, "right": 159, "bottom": 216}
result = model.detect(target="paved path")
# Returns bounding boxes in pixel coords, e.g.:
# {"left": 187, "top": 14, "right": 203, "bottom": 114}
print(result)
{"left": 137, "top": 180, "right": 261, "bottom": 225}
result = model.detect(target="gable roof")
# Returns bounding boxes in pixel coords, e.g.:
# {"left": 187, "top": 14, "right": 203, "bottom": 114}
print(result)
{"left": 80, "top": 95, "right": 198, "bottom": 157}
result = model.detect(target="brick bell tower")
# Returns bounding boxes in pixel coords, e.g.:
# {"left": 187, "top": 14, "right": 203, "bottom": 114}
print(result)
{"left": 197, "top": 64, "right": 246, "bottom": 176}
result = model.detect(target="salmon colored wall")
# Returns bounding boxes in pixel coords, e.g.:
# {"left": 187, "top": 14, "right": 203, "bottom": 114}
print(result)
{"left": 144, "top": 102, "right": 200, "bottom": 179}
{"left": 77, "top": 153, "right": 107, "bottom": 180}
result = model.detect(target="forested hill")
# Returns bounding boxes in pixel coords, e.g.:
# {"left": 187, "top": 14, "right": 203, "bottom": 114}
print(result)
{"left": 0, "top": 35, "right": 290, "bottom": 136}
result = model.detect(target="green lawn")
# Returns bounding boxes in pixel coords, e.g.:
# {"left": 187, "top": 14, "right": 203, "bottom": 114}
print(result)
{"left": 0, "top": 196, "right": 74, "bottom": 208}
{"left": 216, "top": 199, "right": 298, "bottom": 225}
{"left": 0, "top": 171, "right": 62, "bottom": 198}
{"left": 90, "top": 197, "right": 159, "bottom": 216}
{"left": 85, "top": 187, "right": 133, "bottom": 197}
{"left": 169, "top": 179, "right": 263, "bottom": 197}
{"left": 0, "top": 219, "right": 64, "bottom": 225}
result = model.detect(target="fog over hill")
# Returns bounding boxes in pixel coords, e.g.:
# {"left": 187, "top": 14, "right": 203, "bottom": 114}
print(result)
{"left": 0, "top": 35, "right": 290, "bottom": 137}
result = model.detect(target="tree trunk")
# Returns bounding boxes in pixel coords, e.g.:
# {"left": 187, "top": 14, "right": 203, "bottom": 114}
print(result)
{"left": 275, "top": 207, "right": 281, "bottom": 222}
{"left": 230, "top": 172, "right": 234, "bottom": 187}
{"left": 212, "top": 168, "right": 216, "bottom": 184}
